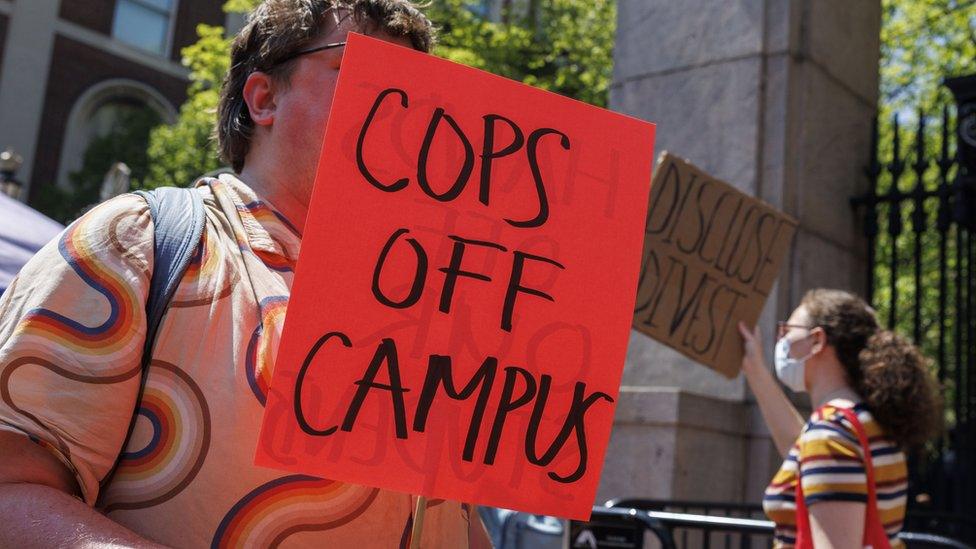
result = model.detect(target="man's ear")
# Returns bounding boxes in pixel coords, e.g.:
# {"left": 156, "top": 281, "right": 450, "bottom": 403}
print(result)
{"left": 243, "top": 71, "right": 277, "bottom": 127}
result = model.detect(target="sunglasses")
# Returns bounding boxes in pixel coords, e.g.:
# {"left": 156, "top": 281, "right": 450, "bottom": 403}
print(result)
{"left": 269, "top": 41, "right": 347, "bottom": 68}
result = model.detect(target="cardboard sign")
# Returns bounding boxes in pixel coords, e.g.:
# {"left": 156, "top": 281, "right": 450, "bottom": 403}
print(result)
{"left": 632, "top": 153, "right": 797, "bottom": 378}
{"left": 255, "top": 33, "right": 656, "bottom": 520}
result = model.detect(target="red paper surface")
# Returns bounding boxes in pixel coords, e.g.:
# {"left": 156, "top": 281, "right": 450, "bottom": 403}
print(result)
{"left": 256, "top": 33, "right": 656, "bottom": 520}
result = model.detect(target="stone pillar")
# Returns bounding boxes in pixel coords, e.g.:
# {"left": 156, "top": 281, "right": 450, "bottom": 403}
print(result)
{"left": 600, "top": 0, "right": 880, "bottom": 504}
{"left": 0, "top": 0, "right": 60, "bottom": 198}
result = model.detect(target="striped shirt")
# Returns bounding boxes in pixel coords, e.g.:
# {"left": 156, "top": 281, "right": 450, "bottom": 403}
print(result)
{"left": 762, "top": 399, "right": 908, "bottom": 548}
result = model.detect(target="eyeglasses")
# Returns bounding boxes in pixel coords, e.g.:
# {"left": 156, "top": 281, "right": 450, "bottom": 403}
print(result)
{"left": 269, "top": 41, "right": 347, "bottom": 68}
{"left": 776, "top": 321, "right": 815, "bottom": 339}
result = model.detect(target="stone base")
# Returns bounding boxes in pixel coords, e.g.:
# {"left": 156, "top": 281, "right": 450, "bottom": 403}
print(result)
{"left": 597, "top": 387, "right": 778, "bottom": 504}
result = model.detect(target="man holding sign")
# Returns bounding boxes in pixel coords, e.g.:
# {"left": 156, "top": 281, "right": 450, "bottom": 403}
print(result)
{"left": 0, "top": 1, "right": 493, "bottom": 546}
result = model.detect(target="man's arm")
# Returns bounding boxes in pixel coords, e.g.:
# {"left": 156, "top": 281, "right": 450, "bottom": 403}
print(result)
{"left": 0, "top": 431, "right": 165, "bottom": 548}
{"left": 0, "top": 195, "right": 157, "bottom": 545}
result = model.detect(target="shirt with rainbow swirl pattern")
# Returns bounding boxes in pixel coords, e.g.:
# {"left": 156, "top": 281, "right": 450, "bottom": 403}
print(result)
{"left": 0, "top": 174, "right": 484, "bottom": 548}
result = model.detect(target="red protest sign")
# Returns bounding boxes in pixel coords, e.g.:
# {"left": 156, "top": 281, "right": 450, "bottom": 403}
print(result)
{"left": 255, "top": 33, "right": 656, "bottom": 520}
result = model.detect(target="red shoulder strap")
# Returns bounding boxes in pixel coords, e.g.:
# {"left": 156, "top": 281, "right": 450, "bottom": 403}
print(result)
{"left": 793, "top": 405, "right": 891, "bottom": 549}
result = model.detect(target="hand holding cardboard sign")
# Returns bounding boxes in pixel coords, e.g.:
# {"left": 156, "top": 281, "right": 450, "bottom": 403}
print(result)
{"left": 737, "top": 321, "right": 765, "bottom": 375}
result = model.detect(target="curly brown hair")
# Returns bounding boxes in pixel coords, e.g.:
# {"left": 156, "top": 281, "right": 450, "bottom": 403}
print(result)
{"left": 800, "top": 289, "right": 942, "bottom": 449}
{"left": 217, "top": 0, "right": 436, "bottom": 172}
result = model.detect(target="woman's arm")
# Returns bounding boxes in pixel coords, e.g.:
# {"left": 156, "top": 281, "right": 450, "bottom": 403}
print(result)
{"left": 738, "top": 322, "right": 805, "bottom": 457}
{"left": 808, "top": 500, "right": 866, "bottom": 548}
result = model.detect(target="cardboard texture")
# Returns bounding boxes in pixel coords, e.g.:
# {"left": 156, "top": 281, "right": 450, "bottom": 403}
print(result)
{"left": 632, "top": 153, "right": 797, "bottom": 378}
{"left": 255, "top": 33, "right": 656, "bottom": 520}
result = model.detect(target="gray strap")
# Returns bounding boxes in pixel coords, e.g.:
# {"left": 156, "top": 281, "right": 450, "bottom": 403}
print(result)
{"left": 102, "top": 186, "right": 206, "bottom": 487}
{"left": 134, "top": 187, "right": 206, "bottom": 367}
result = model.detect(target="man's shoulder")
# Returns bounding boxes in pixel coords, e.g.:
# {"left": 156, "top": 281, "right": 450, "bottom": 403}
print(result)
{"left": 79, "top": 184, "right": 211, "bottom": 241}
{"left": 78, "top": 192, "right": 152, "bottom": 223}
{"left": 60, "top": 193, "right": 156, "bottom": 265}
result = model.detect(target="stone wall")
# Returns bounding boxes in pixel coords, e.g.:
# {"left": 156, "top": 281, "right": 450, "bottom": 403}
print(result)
{"left": 598, "top": 388, "right": 750, "bottom": 503}
{"left": 604, "top": 0, "right": 881, "bottom": 504}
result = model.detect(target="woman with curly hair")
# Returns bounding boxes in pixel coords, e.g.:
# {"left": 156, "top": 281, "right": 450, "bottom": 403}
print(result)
{"left": 739, "top": 289, "right": 942, "bottom": 548}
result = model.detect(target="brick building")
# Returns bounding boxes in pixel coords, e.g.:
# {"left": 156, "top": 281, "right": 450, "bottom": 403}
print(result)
{"left": 0, "top": 0, "right": 225, "bottom": 205}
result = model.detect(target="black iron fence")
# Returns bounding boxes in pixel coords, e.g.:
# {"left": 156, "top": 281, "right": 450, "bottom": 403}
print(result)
{"left": 849, "top": 74, "right": 976, "bottom": 537}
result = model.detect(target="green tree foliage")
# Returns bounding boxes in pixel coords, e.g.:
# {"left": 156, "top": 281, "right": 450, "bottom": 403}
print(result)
{"left": 881, "top": 0, "right": 976, "bottom": 114}
{"left": 139, "top": 0, "right": 615, "bottom": 189}
{"left": 428, "top": 0, "right": 615, "bottom": 107}
{"left": 140, "top": 23, "right": 234, "bottom": 189}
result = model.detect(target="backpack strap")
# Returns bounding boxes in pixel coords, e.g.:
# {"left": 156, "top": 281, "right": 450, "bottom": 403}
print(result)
{"left": 134, "top": 186, "right": 206, "bottom": 368}
{"left": 101, "top": 186, "right": 206, "bottom": 489}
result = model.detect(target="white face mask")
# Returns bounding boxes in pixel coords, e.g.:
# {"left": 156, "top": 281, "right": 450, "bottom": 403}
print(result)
{"left": 774, "top": 335, "right": 812, "bottom": 393}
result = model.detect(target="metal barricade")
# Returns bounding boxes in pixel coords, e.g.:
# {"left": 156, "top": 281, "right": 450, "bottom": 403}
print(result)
{"left": 602, "top": 499, "right": 770, "bottom": 549}
{"left": 567, "top": 504, "right": 976, "bottom": 549}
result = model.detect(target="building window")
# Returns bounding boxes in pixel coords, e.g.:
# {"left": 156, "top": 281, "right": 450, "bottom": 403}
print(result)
{"left": 111, "top": 0, "right": 176, "bottom": 56}
{"left": 55, "top": 80, "right": 177, "bottom": 219}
